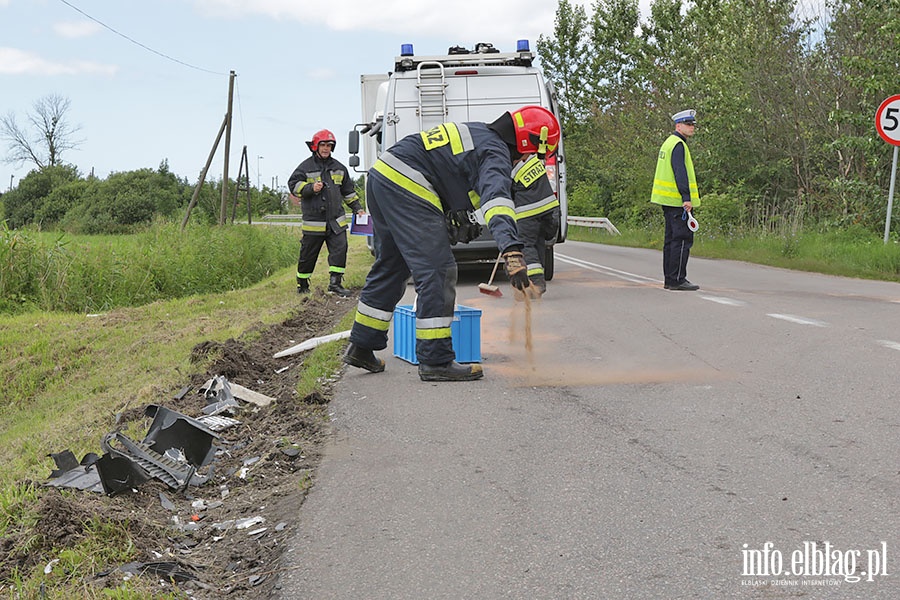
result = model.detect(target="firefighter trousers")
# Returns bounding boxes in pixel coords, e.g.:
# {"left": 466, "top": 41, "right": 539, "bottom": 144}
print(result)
{"left": 350, "top": 170, "right": 458, "bottom": 366}
{"left": 518, "top": 207, "right": 560, "bottom": 278}
{"left": 296, "top": 230, "right": 348, "bottom": 280}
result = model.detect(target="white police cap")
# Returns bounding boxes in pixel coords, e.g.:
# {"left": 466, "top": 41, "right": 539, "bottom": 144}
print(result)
{"left": 672, "top": 109, "right": 697, "bottom": 124}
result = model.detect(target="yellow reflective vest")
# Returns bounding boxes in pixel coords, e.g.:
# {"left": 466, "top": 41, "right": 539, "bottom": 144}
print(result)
{"left": 650, "top": 134, "right": 700, "bottom": 207}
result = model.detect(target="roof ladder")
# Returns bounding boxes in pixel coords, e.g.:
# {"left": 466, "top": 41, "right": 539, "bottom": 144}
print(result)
{"left": 416, "top": 61, "right": 448, "bottom": 129}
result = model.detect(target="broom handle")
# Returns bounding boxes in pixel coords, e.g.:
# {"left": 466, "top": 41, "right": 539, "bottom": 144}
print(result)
{"left": 487, "top": 251, "right": 502, "bottom": 286}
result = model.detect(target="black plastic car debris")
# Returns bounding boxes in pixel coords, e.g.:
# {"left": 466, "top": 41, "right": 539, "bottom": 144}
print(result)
{"left": 44, "top": 450, "right": 104, "bottom": 493}
{"left": 98, "top": 432, "right": 197, "bottom": 494}
{"left": 143, "top": 405, "right": 221, "bottom": 468}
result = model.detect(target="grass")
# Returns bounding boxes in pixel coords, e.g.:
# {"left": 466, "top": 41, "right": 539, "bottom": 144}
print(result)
{"left": 567, "top": 224, "right": 900, "bottom": 282}
{"left": 0, "top": 233, "right": 372, "bottom": 598}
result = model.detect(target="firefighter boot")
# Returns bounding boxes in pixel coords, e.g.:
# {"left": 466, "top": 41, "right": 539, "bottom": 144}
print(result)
{"left": 343, "top": 343, "right": 385, "bottom": 373}
{"left": 418, "top": 361, "right": 484, "bottom": 382}
{"left": 327, "top": 273, "right": 352, "bottom": 297}
{"left": 297, "top": 278, "right": 310, "bottom": 294}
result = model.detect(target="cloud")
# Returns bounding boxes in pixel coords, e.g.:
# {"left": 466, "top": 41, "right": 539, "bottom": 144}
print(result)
{"left": 0, "top": 47, "right": 118, "bottom": 76}
{"left": 193, "top": 0, "right": 559, "bottom": 44}
{"left": 53, "top": 20, "right": 104, "bottom": 39}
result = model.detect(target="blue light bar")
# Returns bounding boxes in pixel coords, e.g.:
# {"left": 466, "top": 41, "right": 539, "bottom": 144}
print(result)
{"left": 400, "top": 43, "right": 414, "bottom": 56}
{"left": 517, "top": 39, "right": 530, "bottom": 52}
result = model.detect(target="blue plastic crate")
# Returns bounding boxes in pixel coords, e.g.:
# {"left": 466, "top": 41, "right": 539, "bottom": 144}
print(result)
{"left": 392, "top": 304, "right": 482, "bottom": 365}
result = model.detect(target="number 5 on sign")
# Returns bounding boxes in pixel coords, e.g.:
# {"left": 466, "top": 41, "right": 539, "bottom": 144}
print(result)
{"left": 876, "top": 95, "right": 900, "bottom": 243}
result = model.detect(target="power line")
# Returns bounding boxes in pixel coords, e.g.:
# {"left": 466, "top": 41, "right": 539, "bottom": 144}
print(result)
{"left": 57, "top": 0, "right": 227, "bottom": 76}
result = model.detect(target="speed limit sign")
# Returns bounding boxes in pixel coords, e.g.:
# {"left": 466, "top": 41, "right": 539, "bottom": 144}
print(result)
{"left": 876, "top": 94, "right": 900, "bottom": 146}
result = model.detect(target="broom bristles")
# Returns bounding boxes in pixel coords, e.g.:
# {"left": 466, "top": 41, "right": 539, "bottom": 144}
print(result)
{"left": 478, "top": 283, "right": 502, "bottom": 297}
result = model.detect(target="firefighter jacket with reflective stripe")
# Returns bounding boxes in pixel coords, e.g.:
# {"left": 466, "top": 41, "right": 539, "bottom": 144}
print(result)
{"left": 651, "top": 133, "right": 700, "bottom": 207}
{"left": 370, "top": 122, "right": 521, "bottom": 252}
{"left": 511, "top": 154, "right": 559, "bottom": 220}
{"left": 288, "top": 154, "right": 362, "bottom": 235}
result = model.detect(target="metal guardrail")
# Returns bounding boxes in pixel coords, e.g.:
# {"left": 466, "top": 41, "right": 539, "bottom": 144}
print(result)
{"left": 260, "top": 214, "right": 621, "bottom": 235}
{"left": 567, "top": 216, "right": 621, "bottom": 235}
{"left": 261, "top": 214, "right": 303, "bottom": 221}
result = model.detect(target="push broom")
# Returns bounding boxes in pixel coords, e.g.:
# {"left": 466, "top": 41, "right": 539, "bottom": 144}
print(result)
{"left": 478, "top": 252, "right": 503, "bottom": 297}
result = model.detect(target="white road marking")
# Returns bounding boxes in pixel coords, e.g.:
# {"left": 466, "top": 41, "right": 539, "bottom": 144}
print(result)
{"left": 767, "top": 313, "right": 828, "bottom": 327}
{"left": 700, "top": 295, "right": 746, "bottom": 306}
{"left": 556, "top": 253, "right": 658, "bottom": 284}
{"left": 877, "top": 340, "right": 900, "bottom": 351}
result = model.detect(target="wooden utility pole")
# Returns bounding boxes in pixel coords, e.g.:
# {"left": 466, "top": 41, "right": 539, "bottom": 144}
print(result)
{"left": 220, "top": 70, "right": 236, "bottom": 225}
{"left": 181, "top": 71, "right": 237, "bottom": 231}
{"left": 231, "top": 145, "right": 252, "bottom": 224}
{"left": 181, "top": 115, "right": 227, "bottom": 231}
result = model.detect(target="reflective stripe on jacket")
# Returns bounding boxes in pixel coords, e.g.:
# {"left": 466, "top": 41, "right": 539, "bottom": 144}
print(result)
{"left": 512, "top": 155, "right": 559, "bottom": 220}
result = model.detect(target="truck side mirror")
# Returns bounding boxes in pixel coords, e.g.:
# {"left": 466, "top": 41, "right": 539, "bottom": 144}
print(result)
{"left": 349, "top": 155, "right": 359, "bottom": 168}
{"left": 348, "top": 130, "right": 360, "bottom": 155}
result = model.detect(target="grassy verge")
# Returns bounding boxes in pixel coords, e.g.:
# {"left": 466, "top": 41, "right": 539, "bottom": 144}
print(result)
{"left": 0, "top": 234, "right": 372, "bottom": 597}
{"left": 567, "top": 225, "right": 900, "bottom": 283}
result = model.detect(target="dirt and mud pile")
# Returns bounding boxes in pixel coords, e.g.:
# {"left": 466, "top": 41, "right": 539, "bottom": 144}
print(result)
{"left": 3, "top": 292, "right": 354, "bottom": 599}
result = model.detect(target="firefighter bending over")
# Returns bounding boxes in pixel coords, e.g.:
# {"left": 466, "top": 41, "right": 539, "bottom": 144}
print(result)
{"left": 343, "top": 106, "right": 561, "bottom": 381}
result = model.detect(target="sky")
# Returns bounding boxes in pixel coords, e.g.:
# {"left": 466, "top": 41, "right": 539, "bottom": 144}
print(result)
{"left": 2, "top": 0, "right": 621, "bottom": 195}
{"left": 1, "top": 0, "right": 824, "bottom": 195}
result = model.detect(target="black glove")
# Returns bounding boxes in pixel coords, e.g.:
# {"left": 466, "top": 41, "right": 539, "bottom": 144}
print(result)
{"left": 502, "top": 250, "right": 529, "bottom": 291}
{"left": 445, "top": 210, "right": 482, "bottom": 244}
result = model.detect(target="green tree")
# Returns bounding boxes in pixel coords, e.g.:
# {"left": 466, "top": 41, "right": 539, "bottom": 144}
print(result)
{"left": 537, "top": 0, "right": 590, "bottom": 128}
{"left": 1, "top": 165, "right": 80, "bottom": 228}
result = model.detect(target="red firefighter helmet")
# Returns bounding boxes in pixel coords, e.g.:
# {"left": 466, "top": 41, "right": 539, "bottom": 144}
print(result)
{"left": 306, "top": 129, "right": 336, "bottom": 153}
{"left": 510, "top": 106, "right": 560, "bottom": 157}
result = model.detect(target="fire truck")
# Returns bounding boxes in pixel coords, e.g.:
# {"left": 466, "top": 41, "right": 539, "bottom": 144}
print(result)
{"left": 347, "top": 40, "right": 567, "bottom": 279}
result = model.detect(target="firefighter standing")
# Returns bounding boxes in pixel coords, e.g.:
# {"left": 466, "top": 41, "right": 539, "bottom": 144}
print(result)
{"left": 288, "top": 129, "right": 365, "bottom": 297}
{"left": 343, "top": 105, "right": 560, "bottom": 382}
{"left": 650, "top": 109, "right": 701, "bottom": 291}
{"left": 511, "top": 154, "right": 560, "bottom": 296}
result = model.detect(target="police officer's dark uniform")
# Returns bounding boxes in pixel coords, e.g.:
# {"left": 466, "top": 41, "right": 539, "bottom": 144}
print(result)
{"left": 343, "top": 106, "right": 560, "bottom": 382}
{"left": 288, "top": 129, "right": 362, "bottom": 297}
{"left": 651, "top": 109, "right": 701, "bottom": 291}
{"left": 511, "top": 154, "right": 560, "bottom": 295}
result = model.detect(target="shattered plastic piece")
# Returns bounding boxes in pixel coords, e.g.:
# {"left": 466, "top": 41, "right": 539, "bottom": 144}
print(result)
{"left": 249, "top": 574, "right": 265, "bottom": 586}
{"left": 196, "top": 414, "right": 241, "bottom": 432}
{"left": 143, "top": 405, "right": 220, "bottom": 468}
{"left": 235, "top": 516, "right": 265, "bottom": 530}
{"left": 159, "top": 492, "right": 176, "bottom": 511}
{"left": 275, "top": 365, "right": 290, "bottom": 374}
{"left": 229, "top": 381, "right": 275, "bottom": 407}
{"left": 99, "top": 432, "right": 197, "bottom": 493}
{"left": 44, "top": 559, "right": 59, "bottom": 574}
{"left": 118, "top": 561, "right": 198, "bottom": 583}
{"left": 44, "top": 450, "right": 104, "bottom": 493}
{"left": 274, "top": 330, "right": 351, "bottom": 358}
{"left": 275, "top": 522, "right": 287, "bottom": 531}
{"left": 247, "top": 527, "right": 268, "bottom": 536}
{"left": 243, "top": 456, "right": 261, "bottom": 467}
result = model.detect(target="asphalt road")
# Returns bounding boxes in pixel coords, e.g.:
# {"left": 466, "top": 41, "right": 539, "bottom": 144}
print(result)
{"left": 277, "top": 240, "right": 900, "bottom": 599}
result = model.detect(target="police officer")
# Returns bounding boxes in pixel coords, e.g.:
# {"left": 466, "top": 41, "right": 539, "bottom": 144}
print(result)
{"left": 511, "top": 153, "right": 560, "bottom": 296}
{"left": 650, "top": 109, "right": 701, "bottom": 291}
{"left": 288, "top": 129, "right": 364, "bottom": 297}
{"left": 343, "top": 106, "right": 561, "bottom": 381}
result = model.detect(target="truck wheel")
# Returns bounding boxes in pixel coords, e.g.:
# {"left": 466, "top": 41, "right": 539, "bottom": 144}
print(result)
{"left": 544, "top": 243, "right": 554, "bottom": 281}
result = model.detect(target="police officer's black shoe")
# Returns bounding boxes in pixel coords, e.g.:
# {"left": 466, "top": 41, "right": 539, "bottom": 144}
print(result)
{"left": 327, "top": 274, "right": 352, "bottom": 298}
{"left": 666, "top": 280, "right": 699, "bottom": 291}
{"left": 343, "top": 343, "right": 385, "bottom": 373}
{"left": 418, "top": 361, "right": 484, "bottom": 382}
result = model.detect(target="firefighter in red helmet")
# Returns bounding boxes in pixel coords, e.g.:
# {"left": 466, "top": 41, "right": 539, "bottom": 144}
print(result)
{"left": 288, "top": 129, "right": 365, "bottom": 296}
{"left": 343, "top": 105, "right": 561, "bottom": 382}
